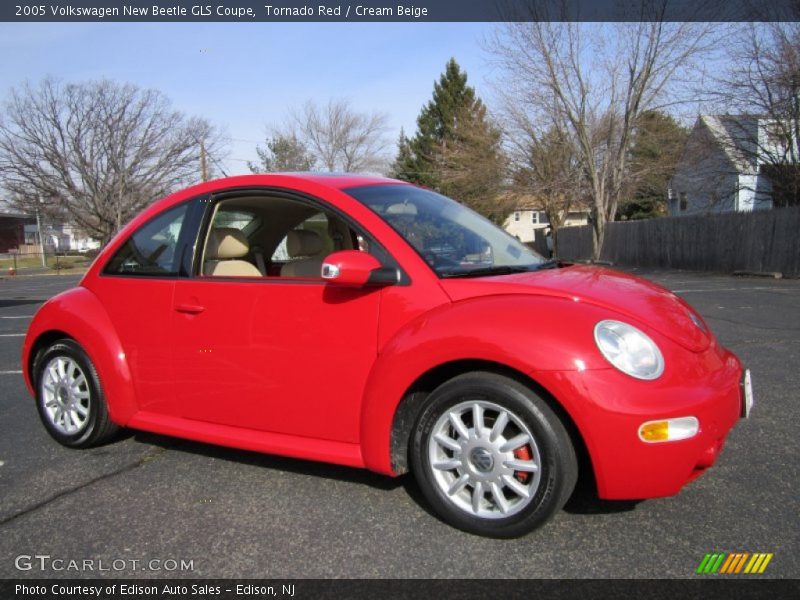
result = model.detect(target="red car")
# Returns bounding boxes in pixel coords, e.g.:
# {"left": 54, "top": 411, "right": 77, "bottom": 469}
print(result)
{"left": 22, "top": 174, "right": 752, "bottom": 537}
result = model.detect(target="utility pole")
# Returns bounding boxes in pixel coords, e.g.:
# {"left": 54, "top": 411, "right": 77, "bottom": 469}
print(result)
{"left": 35, "top": 205, "right": 47, "bottom": 268}
{"left": 200, "top": 138, "right": 208, "bottom": 182}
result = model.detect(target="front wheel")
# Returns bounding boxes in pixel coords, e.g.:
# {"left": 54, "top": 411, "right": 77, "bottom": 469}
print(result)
{"left": 411, "top": 372, "right": 577, "bottom": 538}
{"left": 33, "top": 339, "right": 119, "bottom": 448}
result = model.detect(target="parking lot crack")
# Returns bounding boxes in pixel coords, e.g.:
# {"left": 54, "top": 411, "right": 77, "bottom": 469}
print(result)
{"left": 0, "top": 446, "right": 167, "bottom": 528}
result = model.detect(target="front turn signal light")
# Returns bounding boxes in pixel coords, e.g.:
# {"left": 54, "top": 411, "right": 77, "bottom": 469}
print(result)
{"left": 639, "top": 417, "right": 699, "bottom": 443}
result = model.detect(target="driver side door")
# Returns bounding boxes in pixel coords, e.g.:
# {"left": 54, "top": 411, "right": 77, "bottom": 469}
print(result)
{"left": 170, "top": 192, "right": 382, "bottom": 445}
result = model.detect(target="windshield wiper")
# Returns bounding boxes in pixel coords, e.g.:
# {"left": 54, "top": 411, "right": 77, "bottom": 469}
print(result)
{"left": 440, "top": 265, "right": 534, "bottom": 279}
{"left": 533, "top": 259, "right": 560, "bottom": 270}
{"left": 440, "top": 260, "right": 562, "bottom": 278}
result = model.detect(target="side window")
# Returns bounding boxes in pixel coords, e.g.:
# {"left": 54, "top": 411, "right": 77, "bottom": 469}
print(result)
{"left": 198, "top": 193, "right": 392, "bottom": 280}
{"left": 104, "top": 203, "right": 188, "bottom": 276}
{"left": 212, "top": 209, "right": 259, "bottom": 233}
{"left": 271, "top": 212, "right": 335, "bottom": 261}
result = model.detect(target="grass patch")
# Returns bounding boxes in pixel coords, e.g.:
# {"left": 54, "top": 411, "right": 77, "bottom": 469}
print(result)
{"left": 0, "top": 255, "right": 90, "bottom": 271}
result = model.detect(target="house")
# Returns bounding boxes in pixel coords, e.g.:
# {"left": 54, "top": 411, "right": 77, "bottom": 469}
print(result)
{"left": 0, "top": 211, "right": 100, "bottom": 255}
{"left": 503, "top": 205, "right": 589, "bottom": 243}
{"left": 504, "top": 207, "right": 551, "bottom": 243}
{"left": 23, "top": 222, "right": 100, "bottom": 253}
{"left": 668, "top": 115, "right": 783, "bottom": 215}
{"left": 0, "top": 212, "right": 35, "bottom": 253}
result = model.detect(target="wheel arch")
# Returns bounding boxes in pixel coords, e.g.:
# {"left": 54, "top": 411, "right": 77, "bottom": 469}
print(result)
{"left": 377, "top": 358, "right": 596, "bottom": 496}
{"left": 22, "top": 287, "right": 137, "bottom": 425}
{"left": 27, "top": 329, "right": 73, "bottom": 385}
{"left": 359, "top": 294, "right": 607, "bottom": 488}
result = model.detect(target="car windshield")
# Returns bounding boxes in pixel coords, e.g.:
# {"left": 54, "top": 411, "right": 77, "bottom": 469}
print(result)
{"left": 346, "top": 184, "right": 546, "bottom": 277}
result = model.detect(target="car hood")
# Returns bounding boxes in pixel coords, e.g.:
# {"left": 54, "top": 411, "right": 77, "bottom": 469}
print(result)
{"left": 440, "top": 265, "right": 710, "bottom": 352}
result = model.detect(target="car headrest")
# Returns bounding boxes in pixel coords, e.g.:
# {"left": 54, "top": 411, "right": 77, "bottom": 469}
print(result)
{"left": 386, "top": 201, "right": 417, "bottom": 216}
{"left": 206, "top": 228, "right": 250, "bottom": 260}
{"left": 287, "top": 229, "right": 323, "bottom": 258}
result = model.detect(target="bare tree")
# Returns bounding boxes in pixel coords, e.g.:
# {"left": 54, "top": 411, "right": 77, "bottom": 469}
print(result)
{"left": 488, "top": 2, "right": 718, "bottom": 259}
{"left": 289, "top": 99, "right": 390, "bottom": 173}
{"left": 706, "top": 23, "right": 800, "bottom": 207}
{"left": 0, "top": 78, "right": 224, "bottom": 245}
{"left": 506, "top": 120, "right": 588, "bottom": 256}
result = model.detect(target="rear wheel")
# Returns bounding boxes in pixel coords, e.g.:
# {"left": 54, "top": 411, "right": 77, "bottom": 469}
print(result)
{"left": 411, "top": 372, "right": 577, "bottom": 538}
{"left": 34, "top": 339, "right": 119, "bottom": 448}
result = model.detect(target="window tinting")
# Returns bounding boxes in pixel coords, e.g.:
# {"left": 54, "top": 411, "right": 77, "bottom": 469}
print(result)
{"left": 104, "top": 203, "right": 188, "bottom": 276}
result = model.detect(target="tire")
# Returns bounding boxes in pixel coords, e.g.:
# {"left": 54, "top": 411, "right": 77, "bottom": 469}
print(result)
{"left": 411, "top": 372, "right": 577, "bottom": 538}
{"left": 33, "top": 339, "right": 119, "bottom": 448}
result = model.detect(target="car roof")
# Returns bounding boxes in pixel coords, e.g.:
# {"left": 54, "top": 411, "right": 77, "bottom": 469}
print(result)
{"left": 203, "top": 172, "right": 403, "bottom": 192}
{"left": 273, "top": 172, "right": 401, "bottom": 190}
{"left": 86, "top": 173, "right": 412, "bottom": 280}
{"left": 147, "top": 173, "right": 409, "bottom": 211}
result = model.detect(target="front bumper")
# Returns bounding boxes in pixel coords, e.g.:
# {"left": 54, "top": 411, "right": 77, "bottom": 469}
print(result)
{"left": 532, "top": 348, "right": 746, "bottom": 500}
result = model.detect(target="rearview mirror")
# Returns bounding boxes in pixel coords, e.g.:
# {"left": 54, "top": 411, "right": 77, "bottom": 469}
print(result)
{"left": 321, "top": 250, "right": 398, "bottom": 287}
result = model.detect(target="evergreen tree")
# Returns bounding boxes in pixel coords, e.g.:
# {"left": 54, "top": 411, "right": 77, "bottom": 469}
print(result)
{"left": 248, "top": 133, "right": 316, "bottom": 173}
{"left": 390, "top": 128, "right": 415, "bottom": 180}
{"left": 620, "top": 110, "right": 689, "bottom": 220}
{"left": 393, "top": 59, "right": 507, "bottom": 221}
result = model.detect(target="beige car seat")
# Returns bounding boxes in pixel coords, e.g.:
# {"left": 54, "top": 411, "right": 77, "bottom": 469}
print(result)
{"left": 204, "top": 228, "right": 261, "bottom": 277}
{"left": 280, "top": 230, "right": 325, "bottom": 277}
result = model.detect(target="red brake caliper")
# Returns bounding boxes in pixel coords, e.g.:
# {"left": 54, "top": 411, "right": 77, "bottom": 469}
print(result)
{"left": 514, "top": 446, "right": 532, "bottom": 483}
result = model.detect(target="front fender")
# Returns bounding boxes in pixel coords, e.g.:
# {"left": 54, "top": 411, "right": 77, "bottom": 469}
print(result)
{"left": 359, "top": 294, "right": 613, "bottom": 475}
{"left": 22, "top": 286, "right": 137, "bottom": 425}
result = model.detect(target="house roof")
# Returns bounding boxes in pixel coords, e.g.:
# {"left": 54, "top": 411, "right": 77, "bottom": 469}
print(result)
{"left": 0, "top": 211, "right": 33, "bottom": 220}
{"left": 498, "top": 191, "right": 545, "bottom": 211}
{"left": 699, "top": 115, "right": 760, "bottom": 174}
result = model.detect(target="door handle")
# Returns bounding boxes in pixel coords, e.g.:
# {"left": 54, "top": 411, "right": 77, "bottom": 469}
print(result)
{"left": 175, "top": 303, "right": 206, "bottom": 314}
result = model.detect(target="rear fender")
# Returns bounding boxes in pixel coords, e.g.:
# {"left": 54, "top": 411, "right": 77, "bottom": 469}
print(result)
{"left": 22, "top": 287, "right": 137, "bottom": 425}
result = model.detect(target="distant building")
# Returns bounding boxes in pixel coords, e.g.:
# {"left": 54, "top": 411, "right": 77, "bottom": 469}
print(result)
{"left": 23, "top": 222, "right": 100, "bottom": 253}
{"left": 0, "top": 210, "right": 99, "bottom": 255}
{"left": 668, "top": 115, "right": 790, "bottom": 215}
{"left": 504, "top": 204, "right": 589, "bottom": 243}
{"left": 504, "top": 207, "right": 550, "bottom": 243}
{"left": 0, "top": 212, "right": 35, "bottom": 253}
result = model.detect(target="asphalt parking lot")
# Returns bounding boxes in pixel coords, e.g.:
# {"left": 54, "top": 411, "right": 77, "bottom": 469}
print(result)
{"left": 0, "top": 269, "right": 797, "bottom": 579}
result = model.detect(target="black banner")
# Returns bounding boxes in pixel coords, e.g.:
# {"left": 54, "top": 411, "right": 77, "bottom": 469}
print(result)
{"left": 2, "top": 579, "right": 799, "bottom": 600}
{"left": 2, "top": 0, "right": 800, "bottom": 23}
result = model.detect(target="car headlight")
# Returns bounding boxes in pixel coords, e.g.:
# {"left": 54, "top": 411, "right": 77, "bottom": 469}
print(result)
{"left": 594, "top": 320, "right": 664, "bottom": 380}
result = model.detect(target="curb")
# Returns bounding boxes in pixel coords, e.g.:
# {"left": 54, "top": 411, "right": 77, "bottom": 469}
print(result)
{"left": 732, "top": 270, "right": 783, "bottom": 279}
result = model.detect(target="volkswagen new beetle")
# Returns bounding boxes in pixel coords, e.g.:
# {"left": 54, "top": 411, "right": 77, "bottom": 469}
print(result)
{"left": 22, "top": 174, "right": 752, "bottom": 537}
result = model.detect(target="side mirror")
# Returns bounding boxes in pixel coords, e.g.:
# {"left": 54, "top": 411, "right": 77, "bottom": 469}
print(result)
{"left": 321, "top": 250, "right": 398, "bottom": 287}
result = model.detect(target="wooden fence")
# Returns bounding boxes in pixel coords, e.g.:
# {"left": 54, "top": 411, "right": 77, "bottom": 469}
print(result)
{"left": 556, "top": 206, "right": 800, "bottom": 276}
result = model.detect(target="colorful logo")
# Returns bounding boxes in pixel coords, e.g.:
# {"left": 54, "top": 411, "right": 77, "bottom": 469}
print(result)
{"left": 697, "top": 552, "right": 773, "bottom": 574}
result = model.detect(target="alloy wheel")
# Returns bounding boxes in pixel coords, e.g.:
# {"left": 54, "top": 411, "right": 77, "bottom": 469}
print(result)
{"left": 427, "top": 399, "right": 542, "bottom": 519}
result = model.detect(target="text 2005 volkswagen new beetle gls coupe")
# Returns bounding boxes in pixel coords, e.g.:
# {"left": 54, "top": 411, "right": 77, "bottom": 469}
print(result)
{"left": 22, "top": 174, "right": 752, "bottom": 537}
